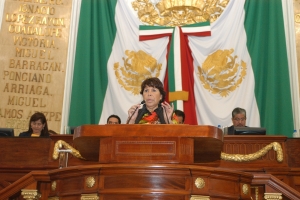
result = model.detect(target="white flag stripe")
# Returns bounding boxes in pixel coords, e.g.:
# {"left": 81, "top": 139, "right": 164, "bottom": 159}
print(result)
{"left": 181, "top": 26, "right": 211, "bottom": 33}
{"left": 189, "top": 0, "right": 260, "bottom": 127}
{"left": 99, "top": 0, "right": 169, "bottom": 124}
{"left": 100, "top": 0, "right": 260, "bottom": 127}
{"left": 173, "top": 27, "right": 183, "bottom": 111}
{"left": 139, "top": 29, "right": 173, "bottom": 36}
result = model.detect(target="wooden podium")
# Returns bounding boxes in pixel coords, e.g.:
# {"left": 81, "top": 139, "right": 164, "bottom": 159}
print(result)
{"left": 1, "top": 125, "right": 300, "bottom": 200}
{"left": 73, "top": 124, "right": 223, "bottom": 165}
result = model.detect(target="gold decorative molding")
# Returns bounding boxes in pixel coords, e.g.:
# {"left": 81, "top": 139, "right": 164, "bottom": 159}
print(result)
{"left": 81, "top": 193, "right": 99, "bottom": 200}
{"left": 242, "top": 184, "right": 249, "bottom": 195}
{"left": 190, "top": 195, "right": 210, "bottom": 200}
{"left": 264, "top": 193, "right": 282, "bottom": 200}
{"left": 295, "top": 14, "right": 300, "bottom": 23}
{"left": 48, "top": 197, "right": 59, "bottom": 200}
{"left": 132, "top": 0, "right": 230, "bottom": 26}
{"left": 194, "top": 177, "right": 205, "bottom": 189}
{"left": 52, "top": 140, "right": 85, "bottom": 160}
{"left": 21, "top": 189, "right": 41, "bottom": 200}
{"left": 86, "top": 176, "right": 96, "bottom": 188}
{"left": 221, "top": 142, "right": 283, "bottom": 162}
{"left": 51, "top": 181, "right": 57, "bottom": 191}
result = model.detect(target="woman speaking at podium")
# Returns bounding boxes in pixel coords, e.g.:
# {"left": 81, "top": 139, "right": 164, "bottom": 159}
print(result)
{"left": 127, "top": 77, "right": 175, "bottom": 124}
{"left": 19, "top": 112, "right": 49, "bottom": 137}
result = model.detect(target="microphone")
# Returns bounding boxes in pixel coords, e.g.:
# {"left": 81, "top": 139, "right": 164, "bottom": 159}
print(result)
{"left": 162, "top": 102, "right": 172, "bottom": 124}
{"left": 164, "top": 105, "right": 170, "bottom": 124}
{"left": 126, "top": 101, "right": 145, "bottom": 124}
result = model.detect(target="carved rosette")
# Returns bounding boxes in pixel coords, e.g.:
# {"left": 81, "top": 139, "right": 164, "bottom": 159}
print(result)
{"left": 194, "top": 177, "right": 205, "bottom": 189}
{"left": 80, "top": 193, "right": 99, "bottom": 200}
{"left": 51, "top": 181, "right": 57, "bottom": 191}
{"left": 86, "top": 176, "right": 96, "bottom": 188}
{"left": 242, "top": 184, "right": 249, "bottom": 195}
{"left": 264, "top": 193, "right": 282, "bottom": 200}
{"left": 21, "top": 189, "right": 41, "bottom": 200}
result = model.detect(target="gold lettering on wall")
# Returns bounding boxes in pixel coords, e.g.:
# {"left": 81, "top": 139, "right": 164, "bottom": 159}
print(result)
{"left": 0, "top": 0, "right": 73, "bottom": 135}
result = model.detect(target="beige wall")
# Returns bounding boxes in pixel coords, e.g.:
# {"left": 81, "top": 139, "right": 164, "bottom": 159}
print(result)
{"left": 0, "top": 0, "right": 73, "bottom": 135}
{"left": 295, "top": 0, "right": 300, "bottom": 94}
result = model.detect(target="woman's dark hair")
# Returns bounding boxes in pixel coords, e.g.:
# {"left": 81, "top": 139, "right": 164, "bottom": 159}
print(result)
{"left": 107, "top": 114, "right": 121, "bottom": 124}
{"left": 140, "top": 77, "right": 166, "bottom": 103}
{"left": 27, "top": 112, "right": 49, "bottom": 136}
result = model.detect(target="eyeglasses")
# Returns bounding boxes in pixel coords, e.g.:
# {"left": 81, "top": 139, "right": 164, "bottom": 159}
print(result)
{"left": 233, "top": 118, "right": 246, "bottom": 122}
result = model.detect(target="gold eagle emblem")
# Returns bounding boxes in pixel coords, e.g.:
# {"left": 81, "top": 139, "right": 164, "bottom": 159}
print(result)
{"left": 197, "top": 49, "right": 247, "bottom": 97}
{"left": 114, "top": 50, "right": 162, "bottom": 95}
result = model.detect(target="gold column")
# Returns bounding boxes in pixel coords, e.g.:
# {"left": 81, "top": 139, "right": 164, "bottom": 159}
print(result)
{"left": 251, "top": 186, "right": 259, "bottom": 200}
{"left": 21, "top": 189, "right": 41, "bottom": 200}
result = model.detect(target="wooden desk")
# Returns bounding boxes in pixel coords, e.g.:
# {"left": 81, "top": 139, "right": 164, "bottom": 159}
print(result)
{"left": 1, "top": 126, "right": 300, "bottom": 200}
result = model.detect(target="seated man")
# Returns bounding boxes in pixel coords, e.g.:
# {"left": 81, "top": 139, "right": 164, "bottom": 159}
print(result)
{"left": 227, "top": 107, "right": 247, "bottom": 135}
{"left": 173, "top": 110, "right": 185, "bottom": 124}
{"left": 107, "top": 114, "right": 121, "bottom": 124}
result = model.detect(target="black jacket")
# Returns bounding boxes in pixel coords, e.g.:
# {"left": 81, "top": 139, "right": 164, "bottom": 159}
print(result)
{"left": 134, "top": 104, "right": 168, "bottom": 124}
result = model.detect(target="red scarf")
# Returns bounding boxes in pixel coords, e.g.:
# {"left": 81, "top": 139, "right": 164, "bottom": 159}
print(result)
{"left": 139, "top": 112, "right": 159, "bottom": 124}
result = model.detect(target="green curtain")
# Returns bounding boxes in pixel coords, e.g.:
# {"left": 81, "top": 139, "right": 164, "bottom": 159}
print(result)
{"left": 244, "top": 0, "right": 294, "bottom": 136}
{"left": 69, "top": 0, "right": 117, "bottom": 126}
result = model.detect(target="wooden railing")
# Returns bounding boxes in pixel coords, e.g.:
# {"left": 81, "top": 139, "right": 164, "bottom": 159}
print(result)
{"left": 0, "top": 125, "right": 300, "bottom": 199}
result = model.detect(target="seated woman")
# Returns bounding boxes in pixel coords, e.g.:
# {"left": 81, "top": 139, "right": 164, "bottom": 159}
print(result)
{"left": 127, "top": 77, "right": 174, "bottom": 124}
{"left": 19, "top": 112, "right": 49, "bottom": 137}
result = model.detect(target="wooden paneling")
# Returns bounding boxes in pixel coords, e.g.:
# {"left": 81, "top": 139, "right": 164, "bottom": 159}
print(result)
{"left": 73, "top": 125, "right": 223, "bottom": 164}
{"left": 1, "top": 127, "right": 300, "bottom": 199}
{"left": 46, "top": 164, "right": 251, "bottom": 200}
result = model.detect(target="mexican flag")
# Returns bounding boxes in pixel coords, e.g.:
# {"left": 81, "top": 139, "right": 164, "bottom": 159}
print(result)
{"left": 69, "top": 0, "right": 294, "bottom": 136}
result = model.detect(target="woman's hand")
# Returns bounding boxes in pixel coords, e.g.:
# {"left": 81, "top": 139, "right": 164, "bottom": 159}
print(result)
{"left": 127, "top": 104, "right": 140, "bottom": 124}
{"left": 161, "top": 101, "right": 174, "bottom": 123}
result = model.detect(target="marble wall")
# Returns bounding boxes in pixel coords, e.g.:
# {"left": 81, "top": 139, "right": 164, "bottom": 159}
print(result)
{"left": 295, "top": 0, "right": 300, "bottom": 92}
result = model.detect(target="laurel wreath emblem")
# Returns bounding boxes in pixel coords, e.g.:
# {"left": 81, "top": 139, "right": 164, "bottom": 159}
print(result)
{"left": 114, "top": 50, "right": 162, "bottom": 95}
{"left": 197, "top": 49, "right": 247, "bottom": 97}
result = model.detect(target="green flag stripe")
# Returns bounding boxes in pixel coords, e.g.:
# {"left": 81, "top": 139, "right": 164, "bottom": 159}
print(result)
{"left": 69, "top": 0, "right": 117, "bottom": 126}
{"left": 139, "top": 25, "right": 174, "bottom": 31}
{"left": 244, "top": 0, "right": 293, "bottom": 136}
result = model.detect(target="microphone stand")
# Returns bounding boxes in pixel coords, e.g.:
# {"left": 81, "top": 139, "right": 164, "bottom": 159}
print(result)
{"left": 126, "top": 101, "right": 145, "bottom": 124}
{"left": 126, "top": 107, "right": 138, "bottom": 124}
{"left": 163, "top": 106, "right": 170, "bottom": 124}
